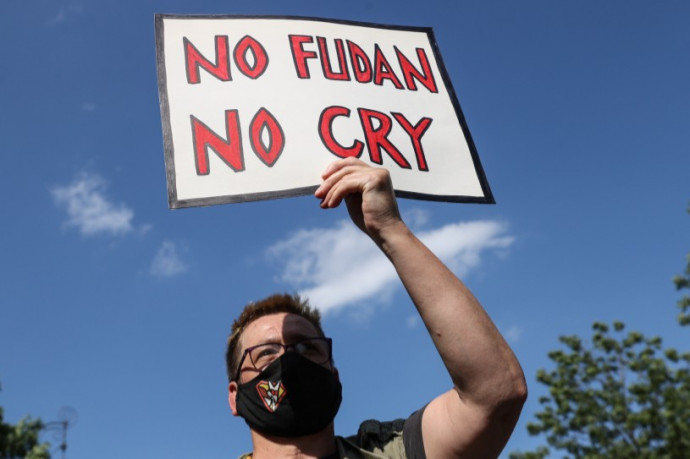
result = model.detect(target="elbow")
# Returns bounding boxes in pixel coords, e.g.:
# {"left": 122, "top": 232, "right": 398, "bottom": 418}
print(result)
{"left": 502, "top": 356, "right": 528, "bottom": 406}
{"left": 510, "top": 372, "right": 528, "bottom": 405}
{"left": 497, "top": 371, "right": 528, "bottom": 423}
{"left": 510, "top": 379, "right": 528, "bottom": 413}
{"left": 460, "top": 367, "right": 528, "bottom": 422}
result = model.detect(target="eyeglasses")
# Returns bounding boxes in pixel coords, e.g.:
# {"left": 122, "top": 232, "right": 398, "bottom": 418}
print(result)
{"left": 234, "top": 337, "right": 332, "bottom": 381}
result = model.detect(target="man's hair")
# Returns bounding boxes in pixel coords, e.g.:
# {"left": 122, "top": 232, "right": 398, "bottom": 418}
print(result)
{"left": 225, "top": 293, "right": 324, "bottom": 382}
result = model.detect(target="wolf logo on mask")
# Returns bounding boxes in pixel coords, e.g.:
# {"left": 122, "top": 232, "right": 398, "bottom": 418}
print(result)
{"left": 256, "top": 380, "right": 286, "bottom": 412}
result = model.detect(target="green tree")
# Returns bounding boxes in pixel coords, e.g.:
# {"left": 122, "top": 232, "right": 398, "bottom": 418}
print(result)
{"left": 673, "top": 204, "right": 690, "bottom": 326}
{"left": 0, "top": 384, "right": 50, "bottom": 459}
{"left": 511, "top": 208, "right": 690, "bottom": 459}
{"left": 510, "top": 322, "right": 690, "bottom": 458}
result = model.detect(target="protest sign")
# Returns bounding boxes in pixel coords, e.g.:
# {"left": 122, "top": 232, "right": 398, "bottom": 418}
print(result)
{"left": 155, "top": 15, "right": 493, "bottom": 208}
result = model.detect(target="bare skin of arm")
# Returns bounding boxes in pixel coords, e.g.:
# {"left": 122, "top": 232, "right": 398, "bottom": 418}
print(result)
{"left": 315, "top": 158, "right": 527, "bottom": 458}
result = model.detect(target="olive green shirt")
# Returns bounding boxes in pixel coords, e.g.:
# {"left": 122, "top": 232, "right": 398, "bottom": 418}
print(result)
{"left": 237, "top": 410, "right": 425, "bottom": 459}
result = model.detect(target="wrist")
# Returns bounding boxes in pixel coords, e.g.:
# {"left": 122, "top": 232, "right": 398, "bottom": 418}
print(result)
{"left": 373, "top": 219, "right": 413, "bottom": 257}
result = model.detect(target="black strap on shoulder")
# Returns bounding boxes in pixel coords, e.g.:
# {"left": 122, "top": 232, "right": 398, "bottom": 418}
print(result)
{"left": 402, "top": 406, "right": 427, "bottom": 459}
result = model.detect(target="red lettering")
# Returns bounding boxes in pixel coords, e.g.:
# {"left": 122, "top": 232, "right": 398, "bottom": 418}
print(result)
{"left": 192, "top": 108, "right": 286, "bottom": 173}
{"left": 392, "top": 113, "right": 433, "bottom": 171}
{"left": 192, "top": 110, "right": 243, "bottom": 174}
{"left": 289, "top": 35, "right": 317, "bottom": 79}
{"left": 184, "top": 36, "right": 230, "bottom": 84}
{"left": 319, "top": 106, "right": 364, "bottom": 159}
{"left": 250, "top": 108, "right": 284, "bottom": 166}
{"left": 233, "top": 35, "right": 269, "bottom": 79}
{"left": 373, "top": 45, "right": 403, "bottom": 89}
{"left": 357, "top": 108, "right": 411, "bottom": 169}
{"left": 317, "top": 37, "right": 350, "bottom": 81}
{"left": 347, "top": 40, "right": 372, "bottom": 83}
{"left": 395, "top": 47, "right": 438, "bottom": 93}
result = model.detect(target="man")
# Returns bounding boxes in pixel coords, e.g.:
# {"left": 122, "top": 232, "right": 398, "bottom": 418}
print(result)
{"left": 226, "top": 158, "right": 527, "bottom": 458}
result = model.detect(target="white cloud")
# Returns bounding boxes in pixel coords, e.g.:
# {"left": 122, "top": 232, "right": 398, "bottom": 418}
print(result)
{"left": 150, "top": 241, "right": 188, "bottom": 278}
{"left": 48, "top": 5, "right": 83, "bottom": 25}
{"left": 503, "top": 325, "right": 524, "bottom": 343}
{"left": 406, "top": 315, "right": 420, "bottom": 329}
{"left": 52, "top": 172, "right": 134, "bottom": 237}
{"left": 267, "top": 216, "right": 514, "bottom": 315}
{"left": 421, "top": 220, "right": 514, "bottom": 277}
{"left": 402, "top": 208, "right": 430, "bottom": 230}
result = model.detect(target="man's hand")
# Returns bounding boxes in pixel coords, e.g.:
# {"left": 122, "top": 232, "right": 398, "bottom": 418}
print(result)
{"left": 314, "top": 158, "right": 404, "bottom": 245}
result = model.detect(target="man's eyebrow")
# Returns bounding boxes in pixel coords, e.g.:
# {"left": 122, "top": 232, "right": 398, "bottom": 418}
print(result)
{"left": 253, "top": 336, "right": 281, "bottom": 346}
{"left": 252, "top": 333, "right": 318, "bottom": 347}
{"left": 283, "top": 332, "right": 320, "bottom": 342}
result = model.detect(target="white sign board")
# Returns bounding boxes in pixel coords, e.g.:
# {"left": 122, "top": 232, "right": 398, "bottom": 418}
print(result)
{"left": 155, "top": 15, "right": 493, "bottom": 208}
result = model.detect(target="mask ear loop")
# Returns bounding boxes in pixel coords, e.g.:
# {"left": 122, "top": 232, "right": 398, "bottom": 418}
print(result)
{"left": 324, "top": 338, "right": 335, "bottom": 371}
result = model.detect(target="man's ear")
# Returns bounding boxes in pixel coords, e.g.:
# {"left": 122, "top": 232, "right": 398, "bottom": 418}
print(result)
{"left": 228, "top": 382, "right": 239, "bottom": 416}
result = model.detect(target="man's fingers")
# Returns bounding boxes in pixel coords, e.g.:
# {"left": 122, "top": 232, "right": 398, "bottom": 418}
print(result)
{"left": 322, "top": 167, "right": 391, "bottom": 208}
{"left": 320, "top": 157, "right": 367, "bottom": 180}
{"left": 315, "top": 162, "right": 369, "bottom": 200}
{"left": 319, "top": 172, "right": 366, "bottom": 208}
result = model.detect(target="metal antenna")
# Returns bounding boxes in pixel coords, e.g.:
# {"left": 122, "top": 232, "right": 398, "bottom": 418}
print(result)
{"left": 42, "top": 407, "right": 77, "bottom": 459}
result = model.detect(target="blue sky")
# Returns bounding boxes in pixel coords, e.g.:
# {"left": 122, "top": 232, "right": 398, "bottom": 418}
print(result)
{"left": 1, "top": 1, "right": 688, "bottom": 458}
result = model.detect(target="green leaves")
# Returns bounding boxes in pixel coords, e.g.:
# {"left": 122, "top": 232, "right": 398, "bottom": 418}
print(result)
{"left": 0, "top": 397, "right": 51, "bottom": 459}
{"left": 674, "top": 204, "right": 690, "bottom": 326}
{"left": 674, "top": 253, "right": 690, "bottom": 326}
{"left": 511, "top": 322, "right": 690, "bottom": 458}
{"left": 0, "top": 412, "right": 51, "bottom": 459}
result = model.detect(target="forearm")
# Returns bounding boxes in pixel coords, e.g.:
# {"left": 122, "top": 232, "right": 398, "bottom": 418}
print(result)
{"left": 377, "top": 219, "right": 526, "bottom": 407}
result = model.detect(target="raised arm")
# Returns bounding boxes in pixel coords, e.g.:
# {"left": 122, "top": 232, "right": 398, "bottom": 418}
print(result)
{"left": 315, "top": 158, "right": 527, "bottom": 458}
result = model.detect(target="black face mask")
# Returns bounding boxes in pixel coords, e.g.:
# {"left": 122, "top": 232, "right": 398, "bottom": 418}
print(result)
{"left": 235, "top": 351, "right": 342, "bottom": 437}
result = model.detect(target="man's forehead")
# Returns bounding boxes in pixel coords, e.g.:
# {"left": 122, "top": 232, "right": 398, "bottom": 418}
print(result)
{"left": 241, "top": 312, "right": 320, "bottom": 347}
